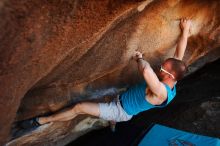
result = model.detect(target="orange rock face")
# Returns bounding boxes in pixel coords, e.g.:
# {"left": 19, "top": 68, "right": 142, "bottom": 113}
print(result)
{"left": 0, "top": 0, "right": 220, "bottom": 145}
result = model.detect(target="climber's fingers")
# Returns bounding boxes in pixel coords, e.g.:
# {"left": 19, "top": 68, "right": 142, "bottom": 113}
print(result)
{"left": 180, "top": 17, "right": 192, "bottom": 32}
{"left": 132, "top": 50, "right": 143, "bottom": 60}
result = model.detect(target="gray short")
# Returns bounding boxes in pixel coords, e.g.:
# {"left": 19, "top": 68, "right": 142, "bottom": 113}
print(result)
{"left": 99, "top": 95, "right": 133, "bottom": 122}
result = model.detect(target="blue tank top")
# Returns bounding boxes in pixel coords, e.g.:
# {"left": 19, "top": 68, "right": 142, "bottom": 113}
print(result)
{"left": 119, "top": 80, "right": 176, "bottom": 115}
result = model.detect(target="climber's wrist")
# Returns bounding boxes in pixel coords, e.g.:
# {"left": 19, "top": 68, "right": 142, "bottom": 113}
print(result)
{"left": 182, "top": 30, "right": 189, "bottom": 38}
{"left": 137, "top": 57, "right": 143, "bottom": 62}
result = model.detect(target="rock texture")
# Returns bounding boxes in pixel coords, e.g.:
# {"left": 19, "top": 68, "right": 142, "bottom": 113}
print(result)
{"left": 8, "top": 117, "right": 109, "bottom": 146}
{"left": 0, "top": 0, "right": 220, "bottom": 145}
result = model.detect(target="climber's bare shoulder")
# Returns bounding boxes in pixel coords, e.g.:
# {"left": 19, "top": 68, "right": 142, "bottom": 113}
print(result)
{"left": 142, "top": 64, "right": 167, "bottom": 105}
{"left": 145, "top": 86, "right": 167, "bottom": 105}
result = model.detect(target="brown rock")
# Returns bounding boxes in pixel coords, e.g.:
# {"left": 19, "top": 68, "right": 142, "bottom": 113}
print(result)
{"left": 0, "top": 0, "right": 220, "bottom": 145}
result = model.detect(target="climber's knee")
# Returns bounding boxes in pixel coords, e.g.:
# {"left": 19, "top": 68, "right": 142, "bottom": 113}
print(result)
{"left": 72, "top": 102, "right": 83, "bottom": 114}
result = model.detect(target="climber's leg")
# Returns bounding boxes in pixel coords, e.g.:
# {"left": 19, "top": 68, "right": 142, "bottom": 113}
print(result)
{"left": 38, "top": 102, "right": 100, "bottom": 125}
{"left": 37, "top": 95, "right": 133, "bottom": 125}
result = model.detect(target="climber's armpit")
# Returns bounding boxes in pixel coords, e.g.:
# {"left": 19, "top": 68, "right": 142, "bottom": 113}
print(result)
{"left": 142, "top": 65, "right": 167, "bottom": 100}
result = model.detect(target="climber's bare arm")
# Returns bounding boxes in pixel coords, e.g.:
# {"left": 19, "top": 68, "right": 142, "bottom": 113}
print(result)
{"left": 174, "top": 18, "right": 191, "bottom": 60}
{"left": 133, "top": 52, "right": 167, "bottom": 102}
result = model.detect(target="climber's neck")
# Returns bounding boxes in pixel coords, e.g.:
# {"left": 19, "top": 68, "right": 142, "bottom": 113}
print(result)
{"left": 161, "top": 78, "right": 176, "bottom": 89}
